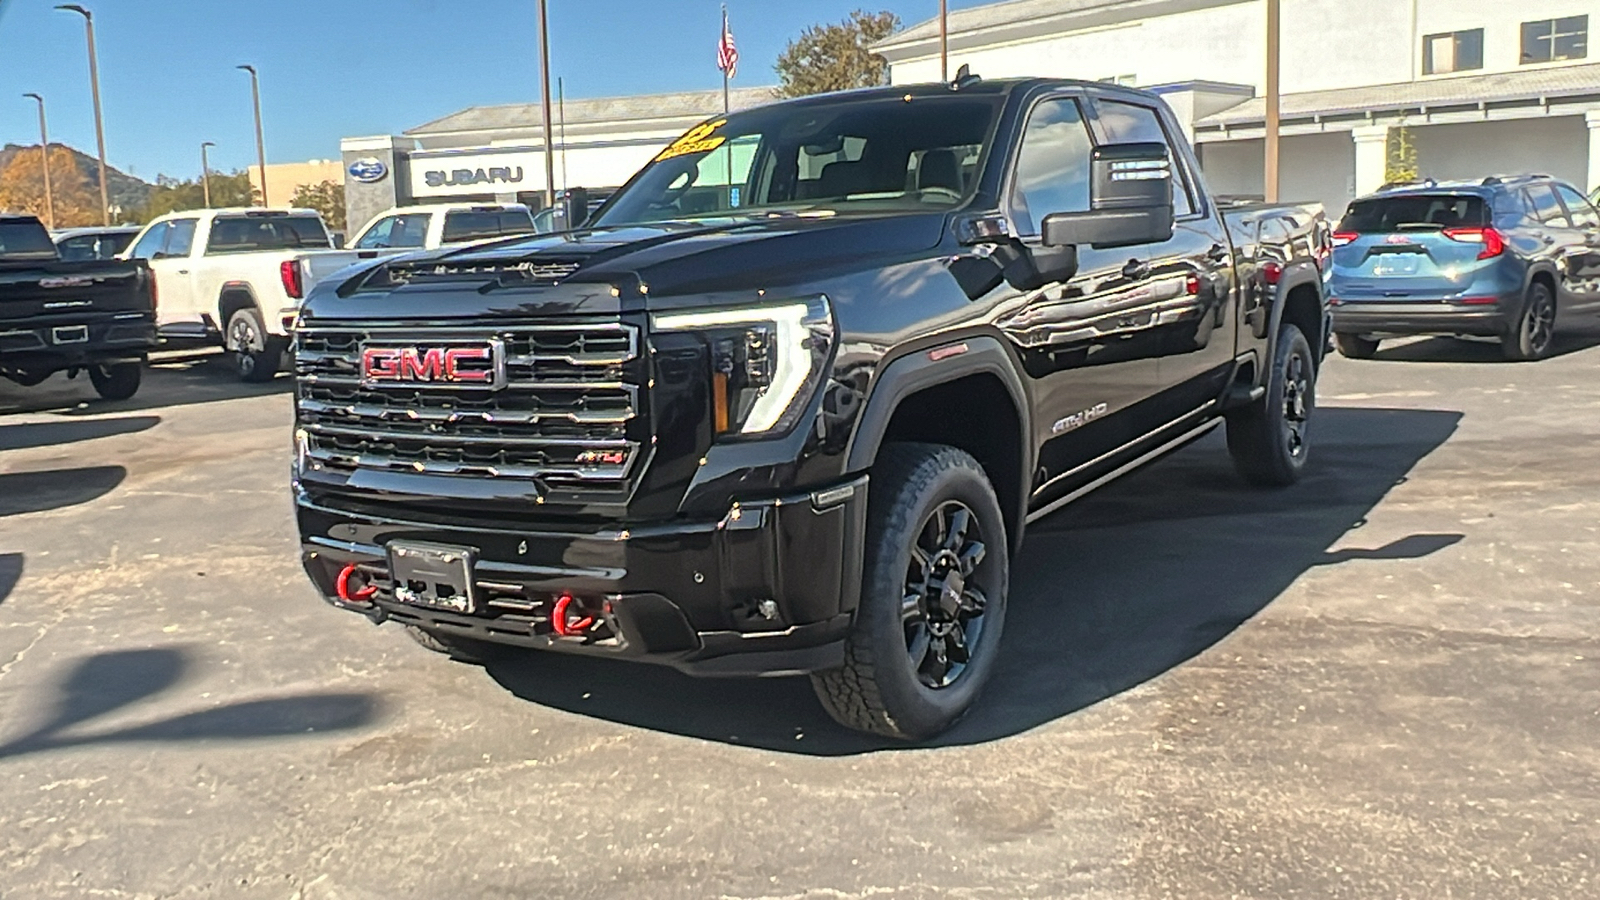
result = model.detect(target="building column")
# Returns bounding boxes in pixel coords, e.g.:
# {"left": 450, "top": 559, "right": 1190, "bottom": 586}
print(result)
{"left": 340, "top": 135, "right": 411, "bottom": 238}
{"left": 1585, "top": 110, "right": 1600, "bottom": 193}
{"left": 1351, "top": 125, "right": 1389, "bottom": 197}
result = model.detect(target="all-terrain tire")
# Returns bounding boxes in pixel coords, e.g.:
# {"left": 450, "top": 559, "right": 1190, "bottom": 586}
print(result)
{"left": 1502, "top": 281, "right": 1557, "bottom": 362}
{"left": 1227, "top": 323, "right": 1315, "bottom": 487}
{"left": 404, "top": 625, "right": 503, "bottom": 665}
{"left": 227, "top": 307, "right": 286, "bottom": 383}
{"left": 1333, "top": 333, "right": 1379, "bottom": 360}
{"left": 811, "top": 443, "right": 1009, "bottom": 741}
{"left": 88, "top": 362, "right": 142, "bottom": 401}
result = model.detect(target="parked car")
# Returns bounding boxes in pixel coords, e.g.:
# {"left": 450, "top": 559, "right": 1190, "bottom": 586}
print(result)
{"left": 530, "top": 189, "right": 615, "bottom": 233}
{"left": 123, "top": 208, "right": 383, "bottom": 381}
{"left": 290, "top": 76, "right": 1330, "bottom": 740}
{"left": 0, "top": 214, "right": 156, "bottom": 400}
{"left": 347, "top": 203, "right": 535, "bottom": 252}
{"left": 52, "top": 226, "right": 141, "bottom": 262}
{"left": 1329, "top": 175, "right": 1600, "bottom": 361}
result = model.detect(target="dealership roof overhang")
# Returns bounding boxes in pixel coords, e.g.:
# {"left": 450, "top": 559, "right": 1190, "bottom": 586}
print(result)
{"left": 405, "top": 86, "right": 781, "bottom": 146}
{"left": 1193, "top": 62, "right": 1600, "bottom": 142}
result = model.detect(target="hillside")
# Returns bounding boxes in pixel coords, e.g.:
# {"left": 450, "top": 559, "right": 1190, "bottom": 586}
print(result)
{"left": 0, "top": 143, "right": 152, "bottom": 213}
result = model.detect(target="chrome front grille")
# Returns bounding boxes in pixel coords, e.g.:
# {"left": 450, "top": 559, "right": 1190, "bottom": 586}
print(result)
{"left": 295, "top": 322, "right": 643, "bottom": 490}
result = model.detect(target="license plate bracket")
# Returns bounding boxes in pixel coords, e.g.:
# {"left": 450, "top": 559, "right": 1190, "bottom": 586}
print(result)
{"left": 386, "top": 541, "right": 478, "bottom": 614}
{"left": 52, "top": 325, "right": 89, "bottom": 344}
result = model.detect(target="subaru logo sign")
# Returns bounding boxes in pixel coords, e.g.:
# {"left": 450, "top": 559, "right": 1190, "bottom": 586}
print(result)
{"left": 348, "top": 157, "right": 388, "bottom": 184}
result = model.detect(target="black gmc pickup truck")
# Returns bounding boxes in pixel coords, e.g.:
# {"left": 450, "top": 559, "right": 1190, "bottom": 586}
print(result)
{"left": 292, "top": 77, "right": 1329, "bottom": 739}
{"left": 0, "top": 214, "right": 157, "bottom": 401}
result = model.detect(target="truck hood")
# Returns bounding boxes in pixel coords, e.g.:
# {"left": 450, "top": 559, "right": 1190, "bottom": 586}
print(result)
{"left": 315, "top": 209, "right": 947, "bottom": 315}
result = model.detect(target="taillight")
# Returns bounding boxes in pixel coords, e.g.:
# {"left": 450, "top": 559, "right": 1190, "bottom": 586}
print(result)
{"left": 1331, "top": 231, "right": 1357, "bottom": 247}
{"left": 147, "top": 270, "right": 158, "bottom": 312}
{"left": 1261, "top": 261, "right": 1283, "bottom": 285}
{"left": 1442, "top": 226, "right": 1506, "bottom": 260}
{"left": 280, "top": 259, "right": 304, "bottom": 299}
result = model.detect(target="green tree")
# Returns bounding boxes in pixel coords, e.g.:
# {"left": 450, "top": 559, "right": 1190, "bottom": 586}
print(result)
{"left": 291, "top": 180, "right": 346, "bottom": 232}
{"left": 775, "top": 9, "right": 900, "bottom": 98}
{"left": 137, "top": 170, "right": 257, "bottom": 220}
{"left": 1385, "top": 126, "right": 1419, "bottom": 186}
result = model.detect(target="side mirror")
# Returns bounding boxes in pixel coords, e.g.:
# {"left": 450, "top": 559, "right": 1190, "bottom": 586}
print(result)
{"left": 560, "top": 188, "right": 590, "bottom": 230}
{"left": 1043, "top": 142, "right": 1175, "bottom": 250}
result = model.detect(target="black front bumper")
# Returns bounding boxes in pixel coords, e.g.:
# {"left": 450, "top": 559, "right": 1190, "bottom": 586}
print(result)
{"left": 1330, "top": 299, "right": 1511, "bottom": 337}
{"left": 297, "top": 476, "right": 869, "bottom": 677}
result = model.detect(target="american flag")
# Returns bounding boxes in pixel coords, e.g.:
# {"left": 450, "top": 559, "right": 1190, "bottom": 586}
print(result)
{"left": 717, "top": 8, "right": 739, "bottom": 79}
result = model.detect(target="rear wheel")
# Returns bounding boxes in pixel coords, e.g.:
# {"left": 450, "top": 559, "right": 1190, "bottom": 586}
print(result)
{"left": 1333, "top": 333, "right": 1380, "bottom": 359}
{"left": 88, "top": 362, "right": 141, "bottom": 401}
{"left": 227, "top": 307, "right": 285, "bottom": 383}
{"left": 404, "top": 625, "right": 503, "bottom": 665}
{"left": 1503, "top": 282, "right": 1556, "bottom": 361}
{"left": 1227, "top": 323, "right": 1315, "bottom": 487}
{"left": 811, "top": 443, "right": 1008, "bottom": 740}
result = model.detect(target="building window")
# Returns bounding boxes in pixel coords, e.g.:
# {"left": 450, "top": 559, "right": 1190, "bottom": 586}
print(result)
{"left": 1522, "top": 15, "right": 1588, "bottom": 64}
{"left": 1097, "top": 74, "right": 1137, "bottom": 87}
{"left": 1423, "top": 28, "right": 1484, "bottom": 74}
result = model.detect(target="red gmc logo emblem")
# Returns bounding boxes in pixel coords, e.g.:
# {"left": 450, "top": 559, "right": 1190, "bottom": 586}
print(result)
{"left": 360, "top": 342, "right": 502, "bottom": 388}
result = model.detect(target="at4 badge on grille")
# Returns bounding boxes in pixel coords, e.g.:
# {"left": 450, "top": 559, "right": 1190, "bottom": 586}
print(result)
{"left": 360, "top": 340, "right": 506, "bottom": 389}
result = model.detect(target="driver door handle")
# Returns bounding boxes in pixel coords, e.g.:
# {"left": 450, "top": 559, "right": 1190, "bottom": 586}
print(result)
{"left": 1121, "top": 258, "right": 1150, "bottom": 280}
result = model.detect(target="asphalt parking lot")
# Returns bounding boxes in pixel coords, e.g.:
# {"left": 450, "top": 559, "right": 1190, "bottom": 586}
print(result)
{"left": 2, "top": 337, "right": 1599, "bottom": 899}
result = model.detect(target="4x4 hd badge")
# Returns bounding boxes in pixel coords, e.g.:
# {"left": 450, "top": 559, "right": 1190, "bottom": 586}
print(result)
{"left": 1052, "top": 402, "right": 1109, "bottom": 435}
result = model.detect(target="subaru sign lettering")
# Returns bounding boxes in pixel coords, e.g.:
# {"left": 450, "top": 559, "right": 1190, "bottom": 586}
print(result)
{"left": 348, "top": 157, "right": 389, "bottom": 184}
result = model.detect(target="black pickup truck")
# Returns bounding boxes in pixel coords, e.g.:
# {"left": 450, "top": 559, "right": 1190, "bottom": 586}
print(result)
{"left": 292, "top": 77, "right": 1329, "bottom": 739}
{"left": 0, "top": 214, "right": 157, "bottom": 401}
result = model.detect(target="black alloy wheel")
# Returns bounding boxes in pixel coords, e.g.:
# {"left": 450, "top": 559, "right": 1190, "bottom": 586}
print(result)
{"left": 1281, "top": 349, "right": 1311, "bottom": 462}
{"left": 1226, "top": 322, "right": 1315, "bottom": 487}
{"left": 227, "top": 307, "right": 283, "bottom": 383}
{"left": 1504, "top": 283, "right": 1556, "bottom": 361}
{"left": 902, "top": 500, "right": 992, "bottom": 690}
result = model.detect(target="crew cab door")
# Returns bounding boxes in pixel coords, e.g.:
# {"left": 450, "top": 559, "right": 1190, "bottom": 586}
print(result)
{"left": 993, "top": 94, "right": 1166, "bottom": 502}
{"left": 128, "top": 219, "right": 203, "bottom": 335}
{"left": 1090, "top": 97, "right": 1237, "bottom": 413}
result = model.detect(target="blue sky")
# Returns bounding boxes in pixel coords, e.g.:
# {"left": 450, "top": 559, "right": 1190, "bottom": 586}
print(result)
{"left": 0, "top": 0, "right": 992, "bottom": 182}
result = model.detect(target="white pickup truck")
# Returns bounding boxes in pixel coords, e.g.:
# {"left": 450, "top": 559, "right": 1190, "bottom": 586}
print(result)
{"left": 124, "top": 208, "right": 380, "bottom": 381}
{"left": 347, "top": 203, "right": 536, "bottom": 252}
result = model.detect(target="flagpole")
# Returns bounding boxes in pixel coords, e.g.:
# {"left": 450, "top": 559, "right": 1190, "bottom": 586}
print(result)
{"left": 721, "top": 4, "right": 730, "bottom": 114}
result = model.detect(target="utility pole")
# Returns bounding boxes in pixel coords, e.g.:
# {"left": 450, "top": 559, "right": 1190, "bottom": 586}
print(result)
{"left": 23, "top": 94, "right": 55, "bottom": 230}
{"left": 558, "top": 77, "right": 568, "bottom": 194}
{"left": 57, "top": 5, "right": 110, "bottom": 225}
{"left": 537, "top": 0, "right": 556, "bottom": 209}
{"left": 200, "top": 141, "right": 215, "bottom": 208}
{"left": 237, "top": 65, "right": 269, "bottom": 206}
{"left": 940, "top": 0, "right": 949, "bottom": 83}
{"left": 1264, "top": 0, "right": 1281, "bottom": 203}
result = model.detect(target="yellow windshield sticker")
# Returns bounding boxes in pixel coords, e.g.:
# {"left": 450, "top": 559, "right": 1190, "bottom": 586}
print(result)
{"left": 655, "top": 119, "right": 728, "bottom": 162}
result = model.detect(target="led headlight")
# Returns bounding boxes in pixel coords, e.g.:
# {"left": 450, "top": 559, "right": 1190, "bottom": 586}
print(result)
{"left": 652, "top": 296, "right": 835, "bottom": 437}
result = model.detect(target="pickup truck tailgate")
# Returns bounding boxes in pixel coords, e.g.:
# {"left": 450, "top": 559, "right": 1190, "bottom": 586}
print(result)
{"left": 0, "top": 261, "right": 152, "bottom": 318}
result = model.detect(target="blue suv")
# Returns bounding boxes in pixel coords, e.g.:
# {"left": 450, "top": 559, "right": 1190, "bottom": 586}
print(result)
{"left": 1329, "top": 176, "right": 1600, "bottom": 361}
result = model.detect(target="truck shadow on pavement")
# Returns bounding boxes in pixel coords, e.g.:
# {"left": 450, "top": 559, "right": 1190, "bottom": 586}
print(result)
{"left": 0, "top": 414, "right": 159, "bottom": 451}
{"left": 485, "top": 405, "right": 1463, "bottom": 755}
{"left": 0, "top": 466, "right": 126, "bottom": 518}
{"left": 0, "top": 351, "right": 291, "bottom": 417}
{"left": 1371, "top": 331, "right": 1600, "bottom": 363}
{"left": 0, "top": 647, "right": 380, "bottom": 761}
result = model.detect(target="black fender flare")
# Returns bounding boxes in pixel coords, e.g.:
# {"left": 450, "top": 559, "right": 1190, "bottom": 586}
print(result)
{"left": 1264, "top": 263, "right": 1327, "bottom": 368}
{"left": 843, "top": 335, "right": 1033, "bottom": 545}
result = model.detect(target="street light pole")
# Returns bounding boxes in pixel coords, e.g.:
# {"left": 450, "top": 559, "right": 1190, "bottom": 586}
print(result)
{"left": 200, "top": 141, "right": 215, "bottom": 208}
{"left": 1264, "top": 0, "right": 1281, "bottom": 203}
{"left": 940, "top": 0, "right": 949, "bottom": 83}
{"left": 56, "top": 5, "right": 110, "bottom": 225}
{"left": 23, "top": 94, "right": 55, "bottom": 230}
{"left": 537, "top": 0, "right": 556, "bottom": 210}
{"left": 237, "top": 65, "right": 269, "bottom": 207}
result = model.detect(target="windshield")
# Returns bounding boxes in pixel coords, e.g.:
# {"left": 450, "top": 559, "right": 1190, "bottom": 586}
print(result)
{"left": 594, "top": 95, "right": 1002, "bottom": 227}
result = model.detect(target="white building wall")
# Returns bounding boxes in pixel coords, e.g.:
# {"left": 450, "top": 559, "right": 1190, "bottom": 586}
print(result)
{"left": 1198, "top": 132, "right": 1355, "bottom": 214}
{"left": 888, "top": 0, "right": 1600, "bottom": 90}
{"left": 1409, "top": 117, "right": 1589, "bottom": 186}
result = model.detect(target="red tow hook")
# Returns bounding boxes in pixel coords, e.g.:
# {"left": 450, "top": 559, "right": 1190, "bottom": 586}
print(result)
{"left": 336, "top": 563, "right": 378, "bottom": 605}
{"left": 550, "top": 593, "right": 594, "bottom": 637}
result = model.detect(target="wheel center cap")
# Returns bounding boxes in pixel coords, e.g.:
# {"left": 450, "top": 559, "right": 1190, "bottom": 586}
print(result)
{"left": 936, "top": 570, "right": 965, "bottom": 618}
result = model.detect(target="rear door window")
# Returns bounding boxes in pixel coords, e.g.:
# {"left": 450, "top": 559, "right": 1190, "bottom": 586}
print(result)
{"left": 128, "top": 223, "right": 171, "bottom": 260}
{"left": 1338, "top": 195, "right": 1487, "bottom": 232}
{"left": 207, "top": 215, "right": 331, "bottom": 253}
{"left": 1524, "top": 185, "right": 1570, "bottom": 227}
{"left": 1095, "top": 99, "right": 1197, "bottom": 216}
{"left": 164, "top": 219, "right": 198, "bottom": 257}
{"left": 440, "top": 210, "right": 536, "bottom": 243}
